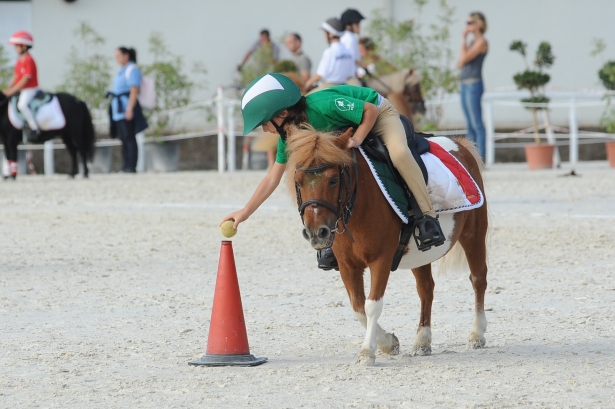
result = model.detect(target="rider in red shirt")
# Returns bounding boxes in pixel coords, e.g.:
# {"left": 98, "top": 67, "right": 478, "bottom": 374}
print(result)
{"left": 2, "top": 31, "right": 40, "bottom": 136}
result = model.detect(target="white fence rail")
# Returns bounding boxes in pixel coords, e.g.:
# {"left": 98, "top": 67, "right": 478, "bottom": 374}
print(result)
{"left": 427, "top": 89, "right": 615, "bottom": 166}
{"left": 4, "top": 88, "right": 615, "bottom": 176}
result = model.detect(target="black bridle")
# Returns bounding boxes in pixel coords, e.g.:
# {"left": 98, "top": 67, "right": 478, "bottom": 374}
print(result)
{"left": 294, "top": 149, "right": 359, "bottom": 242}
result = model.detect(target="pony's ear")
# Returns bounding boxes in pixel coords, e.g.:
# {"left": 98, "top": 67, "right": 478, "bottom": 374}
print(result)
{"left": 335, "top": 127, "right": 353, "bottom": 149}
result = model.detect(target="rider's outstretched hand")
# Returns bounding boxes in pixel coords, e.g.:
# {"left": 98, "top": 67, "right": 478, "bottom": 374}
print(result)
{"left": 220, "top": 210, "right": 248, "bottom": 230}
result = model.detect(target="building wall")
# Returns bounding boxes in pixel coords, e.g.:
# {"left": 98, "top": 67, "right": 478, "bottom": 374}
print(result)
{"left": 19, "top": 0, "right": 615, "bottom": 128}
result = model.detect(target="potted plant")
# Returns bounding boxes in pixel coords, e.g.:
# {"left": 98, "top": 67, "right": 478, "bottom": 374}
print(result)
{"left": 510, "top": 40, "right": 556, "bottom": 169}
{"left": 600, "top": 99, "right": 615, "bottom": 167}
{"left": 591, "top": 39, "right": 615, "bottom": 167}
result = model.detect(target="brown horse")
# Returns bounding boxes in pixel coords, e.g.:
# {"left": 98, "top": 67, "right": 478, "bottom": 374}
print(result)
{"left": 286, "top": 128, "right": 488, "bottom": 366}
{"left": 363, "top": 69, "right": 427, "bottom": 120}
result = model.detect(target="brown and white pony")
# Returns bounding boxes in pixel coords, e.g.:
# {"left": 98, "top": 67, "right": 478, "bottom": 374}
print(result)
{"left": 286, "top": 128, "right": 488, "bottom": 366}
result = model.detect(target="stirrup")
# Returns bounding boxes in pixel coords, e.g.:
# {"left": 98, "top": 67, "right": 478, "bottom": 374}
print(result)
{"left": 317, "top": 247, "right": 339, "bottom": 271}
{"left": 25, "top": 126, "right": 40, "bottom": 143}
{"left": 412, "top": 214, "right": 445, "bottom": 252}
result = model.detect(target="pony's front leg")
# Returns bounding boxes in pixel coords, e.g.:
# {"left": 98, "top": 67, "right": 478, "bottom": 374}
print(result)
{"left": 355, "top": 260, "right": 395, "bottom": 366}
{"left": 353, "top": 308, "right": 400, "bottom": 358}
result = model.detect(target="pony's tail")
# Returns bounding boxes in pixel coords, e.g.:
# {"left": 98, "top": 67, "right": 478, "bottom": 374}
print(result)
{"left": 438, "top": 241, "right": 469, "bottom": 275}
{"left": 81, "top": 101, "right": 96, "bottom": 162}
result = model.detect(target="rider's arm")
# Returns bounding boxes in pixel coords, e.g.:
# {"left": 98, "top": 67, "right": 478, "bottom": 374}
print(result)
{"left": 457, "top": 37, "right": 487, "bottom": 69}
{"left": 304, "top": 73, "right": 321, "bottom": 91}
{"left": 221, "top": 162, "right": 286, "bottom": 229}
{"left": 125, "top": 85, "right": 139, "bottom": 120}
{"left": 2, "top": 76, "right": 30, "bottom": 97}
{"left": 347, "top": 102, "right": 379, "bottom": 148}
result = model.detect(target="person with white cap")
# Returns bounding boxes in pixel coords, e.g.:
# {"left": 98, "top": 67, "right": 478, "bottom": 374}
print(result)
{"left": 2, "top": 31, "right": 40, "bottom": 140}
{"left": 304, "top": 18, "right": 355, "bottom": 93}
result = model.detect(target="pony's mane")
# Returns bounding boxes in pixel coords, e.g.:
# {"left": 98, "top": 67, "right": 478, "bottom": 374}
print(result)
{"left": 285, "top": 126, "right": 352, "bottom": 193}
{"left": 285, "top": 126, "right": 352, "bottom": 169}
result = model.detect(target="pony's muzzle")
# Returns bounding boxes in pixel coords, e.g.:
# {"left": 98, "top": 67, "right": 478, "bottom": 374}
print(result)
{"left": 302, "top": 225, "right": 332, "bottom": 249}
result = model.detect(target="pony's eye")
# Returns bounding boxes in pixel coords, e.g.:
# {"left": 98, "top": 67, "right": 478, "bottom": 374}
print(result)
{"left": 329, "top": 177, "right": 339, "bottom": 186}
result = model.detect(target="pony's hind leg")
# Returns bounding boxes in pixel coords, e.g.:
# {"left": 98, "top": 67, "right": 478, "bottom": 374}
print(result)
{"left": 64, "top": 139, "right": 78, "bottom": 178}
{"left": 459, "top": 228, "right": 488, "bottom": 349}
{"left": 80, "top": 149, "right": 89, "bottom": 178}
{"left": 411, "top": 264, "right": 434, "bottom": 356}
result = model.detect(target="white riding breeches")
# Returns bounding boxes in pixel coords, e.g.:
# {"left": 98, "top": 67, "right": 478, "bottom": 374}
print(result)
{"left": 17, "top": 87, "right": 40, "bottom": 131}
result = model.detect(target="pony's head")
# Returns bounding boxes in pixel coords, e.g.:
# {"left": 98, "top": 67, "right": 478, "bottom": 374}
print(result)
{"left": 286, "top": 126, "right": 353, "bottom": 250}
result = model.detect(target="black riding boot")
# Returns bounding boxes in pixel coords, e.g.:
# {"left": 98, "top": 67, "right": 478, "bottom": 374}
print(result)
{"left": 413, "top": 214, "right": 446, "bottom": 252}
{"left": 24, "top": 125, "right": 41, "bottom": 143}
{"left": 317, "top": 247, "right": 339, "bottom": 271}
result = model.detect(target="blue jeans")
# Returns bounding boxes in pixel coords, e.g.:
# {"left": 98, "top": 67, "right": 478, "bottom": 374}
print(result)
{"left": 460, "top": 80, "right": 486, "bottom": 160}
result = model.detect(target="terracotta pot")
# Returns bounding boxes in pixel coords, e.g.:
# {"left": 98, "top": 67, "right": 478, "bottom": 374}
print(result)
{"left": 606, "top": 141, "right": 615, "bottom": 168}
{"left": 524, "top": 144, "right": 555, "bottom": 170}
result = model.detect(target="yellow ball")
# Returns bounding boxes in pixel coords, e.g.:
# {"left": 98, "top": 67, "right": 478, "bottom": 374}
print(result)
{"left": 220, "top": 220, "right": 237, "bottom": 238}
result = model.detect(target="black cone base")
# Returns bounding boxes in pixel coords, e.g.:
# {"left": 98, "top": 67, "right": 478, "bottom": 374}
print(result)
{"left": 188, "top": 354, "right": 268, "bottom": 367}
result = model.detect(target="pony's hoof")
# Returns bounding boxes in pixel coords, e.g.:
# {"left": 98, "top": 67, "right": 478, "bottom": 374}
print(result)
{"left": 356, "top": 349, "right": 376, "bottom": 366}
{"left": 467, "top": 332, "right": 486, "bottom": 349}
{"left": 411, "top": 326, "right": 432, "bottom": 356}
{"left": 411, "top": 345, "right": 432, "bottom": 356}
{"left": 378, "top": 333, "right": 400, "bottom": 355}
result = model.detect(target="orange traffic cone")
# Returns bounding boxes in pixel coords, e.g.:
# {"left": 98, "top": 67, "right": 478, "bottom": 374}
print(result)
{"left": 189, "top": 241, "right": 267, "bottom": 367}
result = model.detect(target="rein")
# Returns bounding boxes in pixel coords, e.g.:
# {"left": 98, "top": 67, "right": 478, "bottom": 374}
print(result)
{"left": 295, "top": 149, "right": 359, "bottom": 242}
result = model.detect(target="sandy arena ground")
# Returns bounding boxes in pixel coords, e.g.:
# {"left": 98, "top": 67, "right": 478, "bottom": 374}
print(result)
{"left": 1, "top": 161, "right": 614, "bottom": 408}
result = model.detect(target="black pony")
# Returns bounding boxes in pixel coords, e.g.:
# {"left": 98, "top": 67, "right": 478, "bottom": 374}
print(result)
{"left": 0, "top": 92, "right": 95, "bottom": 179}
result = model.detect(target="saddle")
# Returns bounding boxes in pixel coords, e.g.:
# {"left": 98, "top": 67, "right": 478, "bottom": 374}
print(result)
{"left": 10, "top": 90, "right": 53, "bottom": 120}
{"left": 8, "top": 90, "right": 66, "bottom": 132}
{"left": 361, "top": 115, "right": 431, "bottom": 185}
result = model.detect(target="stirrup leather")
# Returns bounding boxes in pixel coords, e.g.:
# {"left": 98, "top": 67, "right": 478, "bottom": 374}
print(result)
{"left": 412, "top": 214, "right": 445, "bottom": 252}
{"left": 317, "top": 247, "right": 339, "bottom": 271}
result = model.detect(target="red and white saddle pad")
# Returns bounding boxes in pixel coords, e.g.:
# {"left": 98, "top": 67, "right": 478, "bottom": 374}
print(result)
{"left": 422, "top": 137, "right": 484, "bottom": 214}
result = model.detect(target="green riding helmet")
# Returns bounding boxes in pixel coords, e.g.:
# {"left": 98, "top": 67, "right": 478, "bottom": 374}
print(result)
{"left": 241, "top": 73, "right": 302, "bottom": 135}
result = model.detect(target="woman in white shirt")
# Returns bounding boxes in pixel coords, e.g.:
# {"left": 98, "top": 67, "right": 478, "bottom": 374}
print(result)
{"left": 304, "top": 18, "right": 355, "bottom": 92}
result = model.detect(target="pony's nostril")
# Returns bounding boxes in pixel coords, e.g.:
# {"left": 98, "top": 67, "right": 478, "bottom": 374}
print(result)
{"left": 317, "top": 226, "right": 330, "bottom": 239}
{"left": 302, "top": 228, "right": 311, "bottom": 241}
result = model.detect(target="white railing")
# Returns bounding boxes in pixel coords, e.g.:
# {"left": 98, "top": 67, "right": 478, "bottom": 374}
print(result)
{"left": 5, "top": 88, "right": 615, "bottom": 176}
{"left": 426, "top": 89, "right": 615, "bottom": 166}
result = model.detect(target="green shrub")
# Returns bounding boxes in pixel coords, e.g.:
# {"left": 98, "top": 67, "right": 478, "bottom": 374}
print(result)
{"left": 366, "top": 0, "right": 459, "bottom": 130}
{"left": 0, "top": 45, "right": 13, "bottom": 88}
{"left": 57, "top": 22, "right": 111, "bottom": 110}
{"left": 598, "top": 61, "right": 615, "bottom": 90}
{"left": 240, "top": 45, "right": 275, "bottom": 86}
{"left": 141, "top": 32, "right": 207, "bottom": 136}
{"left": 274, "top": 60, "right": 298, "bottom": 73}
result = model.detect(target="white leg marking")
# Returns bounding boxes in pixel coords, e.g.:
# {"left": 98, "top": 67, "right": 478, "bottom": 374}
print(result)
{"left": 356, "top": 299, "right": 383, "bottom": 366}
{"left": 411, "top": 326, "right": 432, "bottom": 356}
{"left": 354, "top": 310, "right": 399, "bottom": 355}
{"left": 468, "top": 310, "right": 487, "bottom": 349}
{"left": 353, "top": 311, "right": 367, "bottom": 328}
